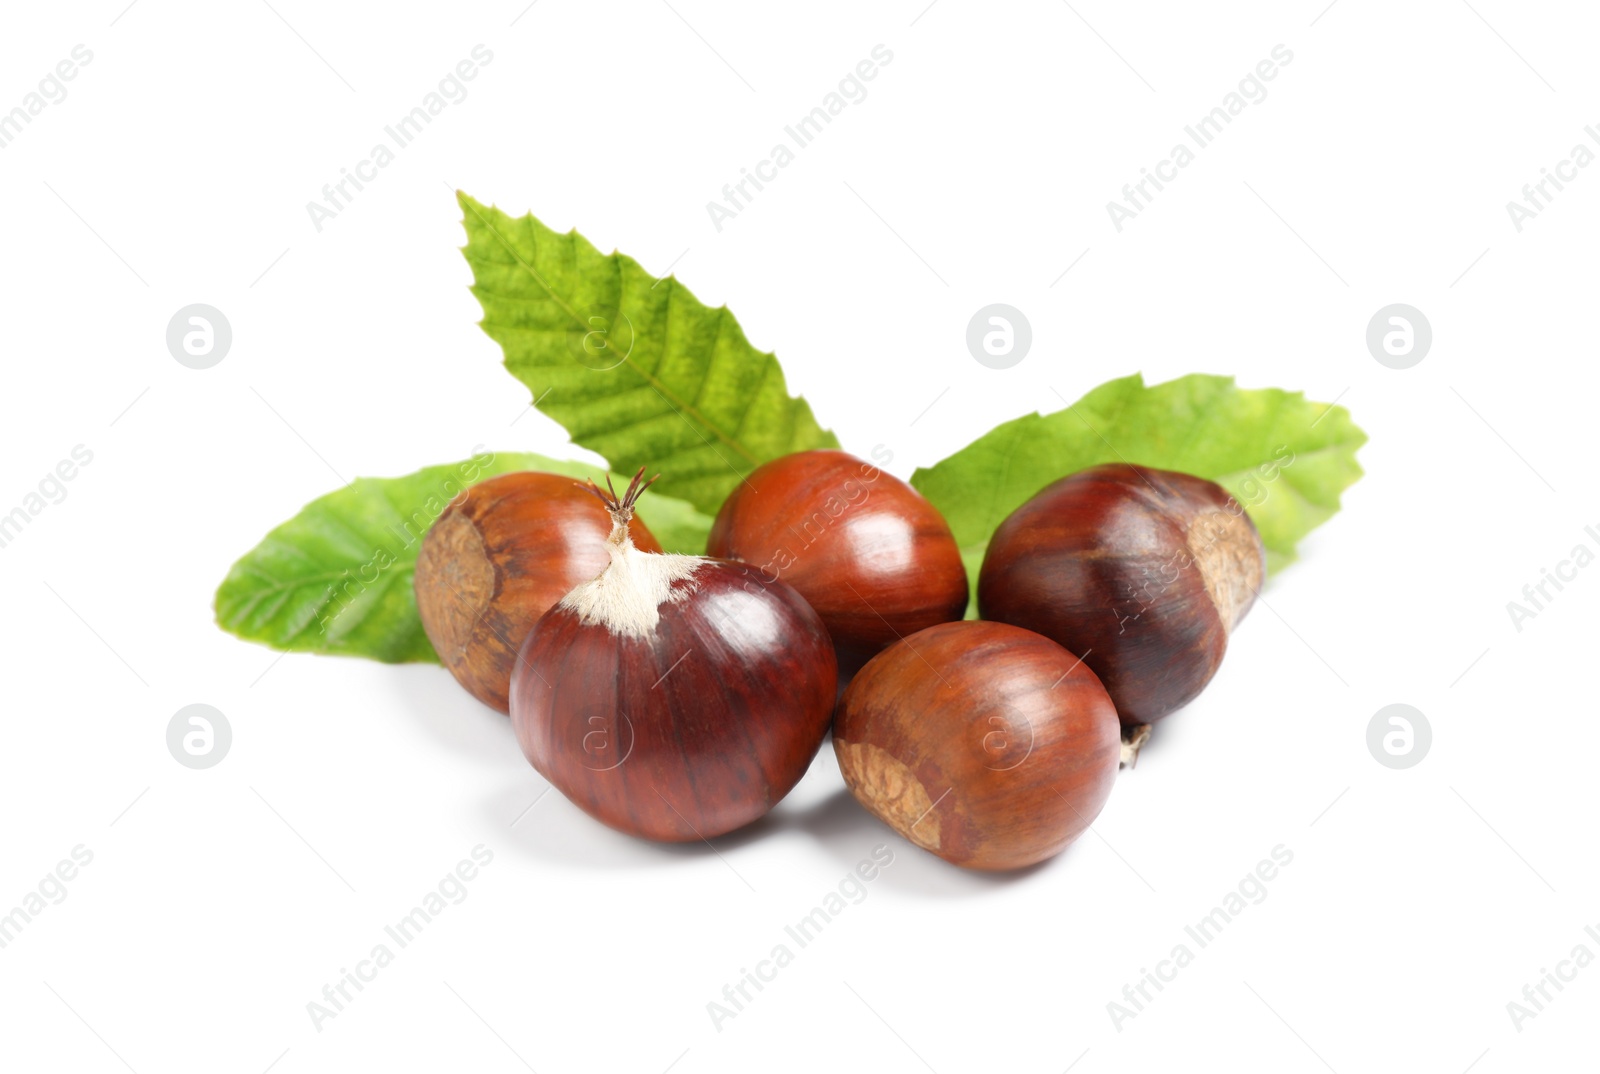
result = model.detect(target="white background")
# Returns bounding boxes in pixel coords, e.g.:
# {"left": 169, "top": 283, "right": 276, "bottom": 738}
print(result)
{"left": 1, "top": 1, "right": 1595, "bottom": 1071}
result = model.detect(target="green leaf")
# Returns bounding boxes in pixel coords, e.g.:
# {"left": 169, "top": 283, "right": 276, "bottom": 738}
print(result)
{"left": 214, "top": 452, "right": 714, "bottom": 663}
{"left": 910, "top": 373, "right": 1366, "bottom": 611}
{"left": 457, "top": 192, "right": 839, "bottom": 516}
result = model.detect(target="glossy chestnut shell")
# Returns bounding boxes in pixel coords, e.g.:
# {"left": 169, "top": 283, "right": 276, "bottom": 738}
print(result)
{"left": 978, "top": 463, "right": 1265, "bottom": 725}
{"left": 510, "top": 554, "right": 837, "bottom": 843}
{"left": 833, "top": 620, "right": 1120, "bottom": 871}
{"left": 707, "top": 450, "right": 968, "bottom": 677}
{"left": 414, "top": 471, "right": 660, "bottom": 713}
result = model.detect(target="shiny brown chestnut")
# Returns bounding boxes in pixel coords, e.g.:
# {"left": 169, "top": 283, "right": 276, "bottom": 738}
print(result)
{"left": 833, "top": 620, "right": 1120, "bottom": 871}
{"left": 511, "top": 469, "right": 837, "bottom": 842}
{"left": 707, "top": 449, "right": 968, "bottom": 677}
{"left": 978, "top": 463, "right": 1266, "bottom": 734}
{"left": 414, "top": 471, "right": 661, "bottom": 713}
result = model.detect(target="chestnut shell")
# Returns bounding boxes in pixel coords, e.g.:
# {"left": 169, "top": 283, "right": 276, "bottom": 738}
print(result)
{"left": 414, "top": 472, "right": 660, "bottom": 713}
{"left": 977, "top": 463, "right": 1265, "bottom": 725}
{"left": 707, "top": 450, "right": 968, "bottom": 677}
{"left": 510, "top": 560, "right": 837, "bottom": 842}
{"left": 833, "top": 620, "right": 1120, "bottom": 870}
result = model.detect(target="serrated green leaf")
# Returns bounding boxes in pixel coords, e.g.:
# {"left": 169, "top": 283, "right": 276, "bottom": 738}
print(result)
{"left": 911, "top": 373, "right": 1366, "bottom": 612}
{"left": 457, "top": 192, "right": 839, "bottom": 515}
{"left": 214, "top": 452, "right": 714, "bottom": 663}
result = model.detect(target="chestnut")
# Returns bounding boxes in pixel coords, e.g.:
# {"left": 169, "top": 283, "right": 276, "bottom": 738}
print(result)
{"left": 707, "top": 450, "right": 968, "bottom": 677}
{"left": 978, "top": 463, "right": 1266, "bottom": 731}
{"left": 414, "top": 471, "right": 661, "bottom": 713}
{"left": 833, "top": 620, "right": 1120, "bottom": 871}
{"left": 511, "top": 470, "right": 837, "bottom": 842}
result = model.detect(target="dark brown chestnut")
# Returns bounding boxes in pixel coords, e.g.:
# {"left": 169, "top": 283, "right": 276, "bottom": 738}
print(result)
{"left": 510, "top": 470, "right": 837, "bottom": 842}
{"left": 978, "top": 463, "right": 1266, "bottom": 731}
{"left": 833, "top": 620, "right": 1120, "bottom": 871}
{"left": 414, "top": 471, "right": 661, "bottom": 713}
{"left": 707, "top": 449, "right": 968, "bottom": 677}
